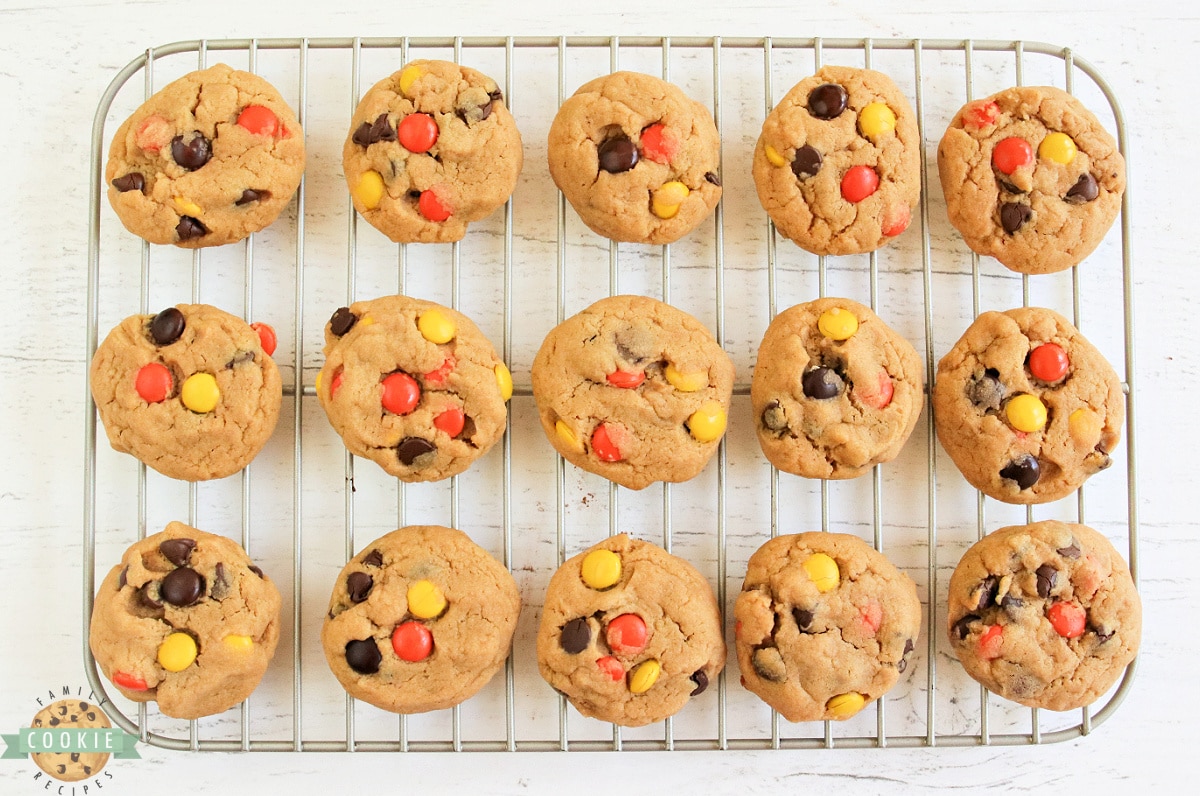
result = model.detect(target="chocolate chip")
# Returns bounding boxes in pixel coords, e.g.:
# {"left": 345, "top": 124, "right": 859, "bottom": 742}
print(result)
{"left": 345, "top": 639, "right": 381, "bottom": 674}
{"left": 598, "top": 135, "right": 639, "bottom": 174}
{"left": 953, "top": 614, "right": 980, "bottom": 640}
{"left": 112, "top": 173, "right": 145, "bottom": 193}
{"left": 1000, "top": 202, "right": 1032, "bottom": 234}
{"left": 802, "top": 366, "right": 844, "bottom": 399}
{"left": 137, "top": 580, "right": 163, "bottom": 608}
{"left": 235, "top": 189, "right": 270, "bottom": 205}
{"left": 807, "top": 83, "right": 848, "bottom": 119}
{"left": 346, "top": 571, "right": 373, "bottom": 603}
{"left": 329, "top": 307, "right": 357, "bottom": 336}
{"left": 117, "top": 566, "right": 128, "bottom": 590}
{"left": 160, "top": 567, "right": 205, "bottom": 607}
{"left": 363, "top": 549, "right": 383, "bottom": 568}
{"left": 1001, "top": 593, "right": 1025, "bottom": 612}
{"left": 972, "top": 575, "right": 999, "bottom": 611}
{"left": 397, "top": 437, "right": 437, "bottom": 466}
{"left": 752, "top": 647, "right": 787, "bottom": 682}
{"left": 1035, "top": 564, "right": 1058, "bottom": 598}
{"left": 170, "top": 131, "right": 212, "bottom": 170}
{"left": 791, "top": 144, "right": 822, "bottom": 179}
{"left": 249, "top": 565, "right": 264, "bottom": 579}
{"left": 176, "top": 216, "right": 208, "bottom": 241}
{"left": 158, "top": 537, "right": 195, "bottom": 566}
{"left": 352, "top": 113, "right": 397, "bottom": 147}
{"left": 704, "top": 171, "right": 721, "bottom": 186}
{"left": 998, "top": 179, "right": 1025, "bottom": 194}
{"left": 226, "top": 350, "right": 256, "bottom": 368}
{"left": 761, "top": 400, "right": 787, "bottom": 432}
{"left": 559, "top": 617, "right": 591, "bottom": 654}
{"left": 793, "top": 607, "right": 814, "bottom": 631}
{"left": 1093, "top": 626, "right": 1114, "bottom": 643}
{"left": 967, "top": 369, "right": 1005, "bottom": 411}
{"left": 1057, "top": 542, "right": 1081, "bottom": 559}
{"left": 1000, "top": 454, "right": 1040, "bottom": 489}
{"left": 149, "top": 307, "right": 186, "bottom": 346}
{"left": 458, "top": 415, "right": 477, "bottom": 442}
{"left": 689, "top": 669, "right": 709, "bottom": 696}
{"left": 211, "top": 562, "right": 231, "bottom": 600}
{"left": 1065, "top": 173, "right": 1099, "bottom": 204}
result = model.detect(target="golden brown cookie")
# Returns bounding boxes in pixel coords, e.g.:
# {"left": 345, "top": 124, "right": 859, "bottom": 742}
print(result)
{"left": 530, "top": 294, "right": 735, "bottom": 490}
{"left": 947, "top": 520, "right": 1140, "bottom": 711}
{"left": 315, "top": 295, "right": 512, "bottom": 482}
{"left": 89, "top": 303, "right": 282, "bottom": 481}
{"left": 343, "top": 60, "right": 523, "bottom": 243}
{"left": 89, "top": 522, "right": 282, "bottom": 720}
{"left": 29, "top": 699, "right": 111, "bottom": 782}
{"left": 933, "top": 307, "right": 1124, "bottom": 503}
{"left": 547, "top": 71, "right": 722, "bottom": 244}
{"left": 751, "top": 297, "right": 924, "bottom": 479}
{"left": 536, "top": 534, "right": 725, "bottom": 727}
{"left": 734, "top": 532, "right": 921, "bottom": 722}
{"left": 937, "top": 85, "right": 1125, "bottom": 275}
{"left": 752, "top": 66, "right": 921, "bottom": 255}
{"left": 320, "top": 526, "right": 520, "bottom": 714}
{"left": 105, "top": 63, "right": 305, "bottom": 247}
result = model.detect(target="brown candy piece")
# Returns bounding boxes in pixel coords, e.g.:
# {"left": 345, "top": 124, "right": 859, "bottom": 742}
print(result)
{"left": 159, "top": 537, "right": 196, "bottom": 566}
{"left": 170, "top": 132, "right": 212, "bottom": 171}
{"left": 160, "top": 567, "right": 205, "bottom": 607}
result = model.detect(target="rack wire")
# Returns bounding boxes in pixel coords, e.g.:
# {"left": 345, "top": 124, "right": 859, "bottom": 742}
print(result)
{"left": 84, "top": 36, "right": 1137, "bottom": 752}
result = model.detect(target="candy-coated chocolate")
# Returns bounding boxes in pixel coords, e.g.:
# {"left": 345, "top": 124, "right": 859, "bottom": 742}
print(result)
{"left": 817, "top": 306, "right": 859, "bottom": 341}
{"left": 651, "top": 181, "right": 690, "bottom": 219}
{"left": 628, "top": 659, "right": 662, "bottom": 694}
{"left": 157, "top": 632, "right": 198, "bottom": 672}
{"left": 424, "top": 355, "right": 456, "bottom": 384}
{"left": 406, "top": 579, "right": 447, "bottom": 619}
{"left": 222, "top": 634, "right": 254, "bottom": 652}
{"left": 236, "top": 105, "right": 280, "bottom": 137}
{"left": 840, "top": 165, "right": 879, "bottom": 203}
{"left": 591, "top": 423, "right": 624, "bottom": 462}
{"left": 802, "top": 552, "right": 840, "bottom": 593}
{"left": 345, "top": 639, "right": 382, "bottom": 674}
{"left": 607, "top": 369, "right": 645, "bottom": 389}
{"left": 1047, "top": 601, "right": 1086, "bottom": 638}
{"left": 605, "top": 613, "right": 649, "bottom": 655}
{"left": 135, "top": 114, "right": 172, "bottom": 152}
{"left": 1038, "top": 132, "right": 1077, "bottom": 165}
{"left": 330, "top": 368, "right": 344, "bottom": 399}
{"left": 560, "top": 617, "right": 591, "bottom": 654}
{"left": 764, "top": 144, "right": 788, "bottom": 167}
{"left": 596, "top": 655, "right": 624, "bottom": 682}
{"left": 999, "top": 454, "right": 1040, "bottom": 489}
{"left": 555, "top": 420, "right": 585, "bottom": 453}
{"left": 978, "top": 624, "right": 1004, "bottom": 660}
{"left": 434, "top": 406, "right": 466, "bottom": 437}
{"left": 881, "top": 204, "right": 911, "bottom": 237}
{"left": 398, "top": 112, "right": 439, "bottom": 153}
{"left": 807, "top": 83, "right": 848, "bottom": 119}
{"left": 113, "top": 671, "right": 148, "bottom": 691}
{"left": 825, "top": 691, "right": 866, "bottom": 718}
{"left": 791, "top": 145, "right": 823, "bottom": 179}
{"left": 495, "top": 363, "right": 513, "bottom": 401}
{"left": 251, "top": 322, "right": 277, "bottom": 356}
{"left": 391, "top": 621, "right": 434, "bottom": 662}
{"left": 802, "top": 366, "right": 844, "bottom": 399}
{"left": 640, "top": 123, "right": 678, "bottom": 164}
{"left": 1068, "top": 408, "right": 1102, "bottom": 444}
{"left": 580, "top": 549, "right": 622, "bottom": 590}
{"left": 992, "top": 137, "right": 1033, "bottom": 175}
{"left": 181, "top": 372, "right": 220, "bottom": 413}
{"left": 1005, "top": 393, "right": 1048, "bottom": 433}
{"left": 857, "top": 370, "right": 895, "bottom": 410}
{"left": 398, "top": 64, "right": 426, "bottom": 96}
{"left": 598, "top": 135, "right": 639, "bottom": 173}
{"left": 664, "top": 363, "right": 708, "bottom": 392}
{"left": 858, "top": 600, "right": 883, "bottom": 635}
{"left": 417, "top": 309, "right": 456, "bottom": 344}
{"left": 381, "top": 371, "right": 421, "bottom": 415}
{"left": 857, "top": 102, "right": 897, "bottom": 141}
{"left": 135, "top": 362, "right": 173, "bottom": 403}
{"left": 150, "top": 307, "right": 186, "bottom": 345}
{"left": 161, "top": 567, "right": 205, "bottom": 606}
{"left": 173, "top": 196, "right": 203, "bottom": 217}
{"left": 353, "top": 170, "right": 385, "bottom": 210}
{"left": 962, "top": 99, "right": 1000, "bottom": 130}
{"left": 687, "top": 400, "right": 727, "bottom": 443}
{"left": 418, "top": 189, "right": 452, "bottom": 221}
{"left": 1028, "top": 343, "right": 1069, "bottom": 382}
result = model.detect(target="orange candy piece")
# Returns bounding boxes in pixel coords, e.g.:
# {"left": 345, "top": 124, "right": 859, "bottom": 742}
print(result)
{"left": 381, "top": 372, "right": 421, "bottom": 415}
{"left": 640, "top": 123, "right": 679, "bottom": 164}
{"left": 237, "top": 105, "right": 280, "bottom": 137}
{"left": 251, "top": 322, "right": 277, "bottom": 356}
{"left": 391, "top": 621, "right": 433, "bottom": 662}
{"left": 135, "top": 115, "right": 172, "bottom": 152}
{"left": 978, "top": 624, "right": 1004, "bottom": 660}
{"left": 424, "top": 355, "right": 456, "bottom": 385}
{"left": 992, "top": 137, "right": 1033, "bottom": 175}
{"left": 962, "top": 99, "right": 1000, "bottom": 130}
{"left": 882, "top": 204, "right": 911, "bottom": 237}
{"left": 434, "top": 406, "right": 466, "bottom": 437}
{"left": 113, "top": 671, "right": 148, "bottom": 691}
{"left": 857, "top": 370, "right": 894, "bottom": 409}
{"left": 419, "top": 189, "right": 452, "bottom": 221}
{"left": 841, "top": 165, "right": 879, "bottom": 203}
{"left": 605, "top": 613, "right": 649, "bottom": 655}
{"left": 135, "top": 362, "right": 173, "bottom": 403}
{"left": 1047, "top": 601, "right": 1087, "bottom": 638}
{"left": 596, "top": 655, "right": 624, "bottom": 682}
{"left": 1029, "top": 343, "right": 1069, "bottom": 382}
{"left": 606, "top": 370, "right": 645, "bottom": 389}
{"left": 329, "top": 367, "right": 344, "bottom": 399}
{"left": 398, "top": 113, "right": 438, "bottom": 153}
{"left": 591, "top": 424, "right": 624, "bottom": 462}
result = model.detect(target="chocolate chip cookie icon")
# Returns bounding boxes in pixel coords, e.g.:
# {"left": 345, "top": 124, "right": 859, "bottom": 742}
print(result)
{"left": 28, "top": 700, "right": 111, "bottom": 782}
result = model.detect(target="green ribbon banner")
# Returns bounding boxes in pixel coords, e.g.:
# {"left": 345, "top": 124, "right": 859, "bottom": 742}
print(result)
{"left": 2, "top": 728, "right": 140, "bottom": 759}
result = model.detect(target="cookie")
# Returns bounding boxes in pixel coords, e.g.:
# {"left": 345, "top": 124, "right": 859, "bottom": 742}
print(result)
{"left": 734, "top": 532, "right": 921, "bottom": 723}
{"left": 530, "top": 294, "right": 735, "bottom": 490}
{"left": 29, "top": 699, "right": 111, "bottom": 782}
{"left": 343, "top": 60, "right": 523, "bottom": 243}
{"left": 751, "top": 298, "right": 923, "bottom": 479}
{"left": 315, "top": 295, "right": 512, "bottom": 482}
{"left": 547, "top": 71, "right": 722, "bottom": 244}
{"left": 933, "top": 307, "right": 1123, "bottom": 504}
{"left": 536, "top": 534, "right": 725, "bottom": 727}
{"left": 321, "top": 525, "right": 520, "bottom": 714}
{"left": 947, "top": 520, "right": 1140, "bottom": 711}
{"left": 89, "top": 303, "right": 282, "bottom": 481}
{"left": 89, "top": 522, "right": 282, "bottom": 720}
{"left": 752, "top": 66, "right": 921, "bottom": 255}
{"left": 105, "top": 63, "right": 305, "bottom": 247}
{"left": 937, "top": 85, "right": 1125, "bottom": 275}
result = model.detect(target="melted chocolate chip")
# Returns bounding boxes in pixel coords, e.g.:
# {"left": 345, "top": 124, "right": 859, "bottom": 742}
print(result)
{"left": 345, "top": 639, "right": 381, "bottom": 674}
{"left": 1035, "top": 564, "right": 1058, "bottom": 598}
{"left": 235, "top": 189, "right": 270, "bottom": 205}
{"left": 170, "top": 132, "right": 212, "bottom": 171}
{"left": 117, "top": 566, "right": 128, "bottom": 590}
{"left": 1057, "top": 542, "right": 1081, "bottom": 559}
{"left": 211, "top": 562, "right": 231, "bottom": 601}
{"left": 458, "top": 415, "right": 477, "bottom": 442}
{"left": 791, "top": 144, "right": 823, "bottom": 179}
{"left": 752, "top": 647, "right": 787, "bottom": 682}
{"left": 138, "top": 581, "right": 162, "bottom": 608}
{"left": 761, "top": 400, "right": 788, "bottom": 432}
{"left": 807, "top": 83, "right": 848, "bottom": 119}
{"left": 150, "top": 307, "right": 186, "bottom": 346}
{"left": 362, "top": 549, "right": 383, "bottom": 568}
{"left": 160, "top": 567, "right": 205, "bottom": 607}
{"left": 953, "top": 613, "right": 980, "bottom": 640}
{"left": 329, "top": 307, "right": 357, "bottom": 336}
{"left": 793, "top": 607, "right": 814, "bottom": 631}
{"left": 249, "top": 565, "right": 264, "bottom": 579}
{"left": 159, "top": 537, "right": 196, "bottom": 566}
{"left": 598, "top": 135, "right": 639, "bottom": 174}
{"left": 560, "top": 617, "right": 591, "bottom": 654}
{"left": 397, "top": 437, "right": 437, "bottom": 466}
{"left": 704, "top": 171, "right": 721, "bottom": 186}
{"left": 1000, "top": 202, "right": 1033, "bottom": 234}
{"left": 1000, "top": 454, "right": 1040, "bottom": 489}
{"left": 176, "top": 216, "right": 208, "bottom": 241}
{"left": 690, "top": 669, "right": 709, "bottom": 696}
{"left": 112, "top": 173, "right": 145, "bottom": 193}
{"left": 973, "top": 575, "right": 999, "bottom": 611}
{"left": 802, "top": 366, "right": 844, "bottom": 400}
{"left": 967, "top": 369, "right": 1006, "bottom": 411}
{"left": 346, "top": 571, "right": 373, "bottom": 603}
{"left": 352, "top": 113, "right": 397, "bottom": 147}
{"left": 1001, "top": 593, "right": 1024, "bottom": 611}
{"left": 1065, "top": 173, "right": 1099, "bottom": 204}
{"left": 998, "top": 179, "right": 1025, "bottom": 194}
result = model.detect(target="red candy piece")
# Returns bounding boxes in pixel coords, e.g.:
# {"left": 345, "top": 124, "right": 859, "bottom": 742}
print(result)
{"left": 734, "top": 619, "right": 742, "bottom": 639}
{"left": 978, "top": 624, "right": 1004, "bottom": 660}
{"left": 237, "top": 105, "right": 280, "bottom": 137}
{"left": 591, "top": 423, "right": 624, "bottom": 462}
{"left": 605, "top": 613, "right": 649, "bottom": 655}
{"left": 330, "top": 367, "right": 344, "bottom": 399}
{"left": 640, "top": 123, "right": 679, "bottom": 164}
{"left": 841, "top": 165, "right": 879, "bottom": 203}
{"left": 962, "top": 100, "right": 1000, "bottom": 130}
{"left": 1029, "top": 343, "right": 1069, "bottom": 383}
{"left": 606, "top": 370, "right": 645, "bottom": 389}
{"left": 596, "top": 655, "right": 624, "bottom": 682}
{"left": 434, "top": 406, "right": 466, "bottom": 437}
{"left": 992, "top": 137, "right": 1033, "bottom": 175}
{"left": 398, "top": 113, "right": 439, "bottom": 153}
{"left": 135, "top": 115, "right": 172, "bottom": 153}
{"left": 1047, "top": 601, "right": 1087, "bottom": 639}
{"left": 113, "top": 671, "right": 149, "bottom": 691}
{"left": 424, "top": 355, "right": 456, "bottom": 385}
{"left": 251, "top": 322, "right": 277, "bottom": 356}
{"left": 135, "top": 362, "right": 173, "bottom": 403}
{"left": 858, "top": 370, "right": 894, "bottom": 410}
{"left": 418, "top": 189, "right": 452, "bottom": 221}
{"left": 882, "top": 204, "right": 911, "bottom": 237}
{"left": 858, "top": 600, "right": 883, "bottom": 636}
{"left": 381, "top": 372, "right": 421, "bottom": 415}
{"left": 392, "top": 621, "right": 434, "bottom": 662}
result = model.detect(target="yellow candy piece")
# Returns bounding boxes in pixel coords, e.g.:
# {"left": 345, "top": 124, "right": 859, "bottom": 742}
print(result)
{"left": 417, "top": 309, "right": 456, "bottom": 344}
{"left": 651, "top": 181, "right": 690, "bottom": 219}
{"left": 398, "top": 64, "right": 426, "bottom": 96}
{"left": 826, "top": 691, "right": 867, "bottom": 719}
{"left": 222, "top": 634, "right": 254, "bottom": 652}
{"left": 817, "top": 307, "right": 859, "bottom": 341}
{"left": 665, "top": 363, "right": 708, "bottom": 392}
{"left": 688, "top": 400, "right": 727, "bottom": 443}
{"left": 803, "top": 553, "right": 840, "bottom": 593}
{"left": 629, "top": 659, "right": 662, "bottom": 694}
{"left": 764, "top": 144, "right": 788, "bottom": 167}
{"left": 157, "top": 632, "right": 197, "bottom": 672}
{"left": 172, "top": 196, "right": 203, "bottom": 217}
{"left": 1039, "top": 132, "right": 1078, "bottom": 165}
{"left": 495, "top": 363, "right": 513, "bottom": 401}
{"left": 407, "top": 579, "right": 447, "bottom": 619}
{"left": 353, "top": 170, "right": 385, "bottom": 210}
{"left": 181, "top": 372, "right": 220, "bottom": 414}
{"left": 1068, "top": 408, "right": 1102, "bottom": 444}
{"left": 1005, "top": 393, "right": 1048, "bottom": 433}
{"left": 858, "top": 102, "right": 897, "bottom": 141}
{"left": 581, "top": 549, "right": 622, "bottom": 590}
{"left": 555, "top": 420, "right": 585, "bottom": 453}
{"left": 359, "top": 314, "right": 376, "bottom": 327}
{"left": 315, "top": 369, "right": 324, "bottom": 394}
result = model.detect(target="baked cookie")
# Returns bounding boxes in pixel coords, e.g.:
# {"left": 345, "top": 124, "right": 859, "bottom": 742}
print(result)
{"left": 29, "top": 699, "right": 111, "bottom": 782}
{"left": 530, "top": 294, "right": 735, "bottom": 490}
{"left": 753, "top": 66, "right": 921, "bottom": 255}
{"left": 106, "top": 63, "right": 305, "bottom": 248}
{"left": 536, "top": 534, "right": 725, "bottom": 727}
{"left": 933, "top": 307, "right": 1123, "bottom": 504}
{"left": 343, "top": 60, "right": 523, "bottom": 243}
{"left": 89, "top": 522, "right": 282, "bottom": 720}
{"left": 321, "top": 526, "right": 520, "bottom": 714}
{"left": 947, "top": 520, "right": 1140, "bottom": 711}
{"left": 315, "top": 295, "right": 512, "bottom": 482}
{"left": 89, "top": 303, "right": 282, "bottom": 481}
{"left": 752, "top": 297, "right": 923, "bottom": 479}
{"left": 547, "top": 71, "right": 722, "bottom": 244}
{"left": 938, "top": 85, "right": 1125, "bottom": 275}
{"left": 734, "top": 532, "right": 921, "bottom": 722}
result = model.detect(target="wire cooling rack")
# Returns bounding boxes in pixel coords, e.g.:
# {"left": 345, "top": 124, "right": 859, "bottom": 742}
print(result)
{"left": 83, "top": 36, "right": 1137, "bottom": 751}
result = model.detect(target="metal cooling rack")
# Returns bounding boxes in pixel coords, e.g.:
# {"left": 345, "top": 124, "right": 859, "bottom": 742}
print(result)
{"left": 83, "top": 36, "right": 1138, "bottom": 752}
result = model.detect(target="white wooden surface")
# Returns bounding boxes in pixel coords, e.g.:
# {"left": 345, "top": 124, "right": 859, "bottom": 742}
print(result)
{"left": 1, "top": 1, "right": 1195, "bottom": 791}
